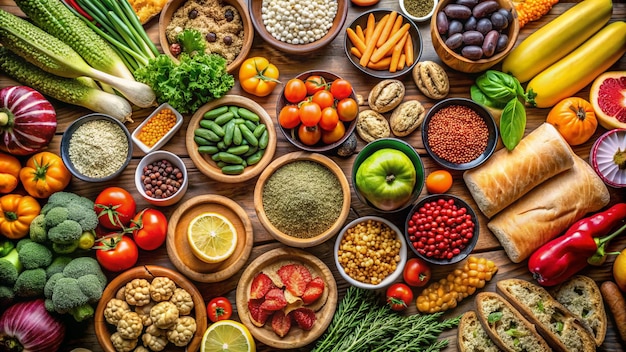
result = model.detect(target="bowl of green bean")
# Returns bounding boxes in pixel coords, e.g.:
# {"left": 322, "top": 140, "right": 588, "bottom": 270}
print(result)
{"left": 185, "top": 95, "right": 277, "bottom": 183}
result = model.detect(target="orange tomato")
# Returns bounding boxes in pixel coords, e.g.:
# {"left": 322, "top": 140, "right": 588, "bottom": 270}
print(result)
{"left": 322, "top": 121, "right": 346, "bottom": 144}
{"left": 0, "top": 194, "right": 41, "bottom": 239}
{"left": 351, "top": 0, "right": 380, "bottom": 6}
{"left": 337, "top": 97, "right": 359, "bottom": 122}
{"left": 613, "top": 250, "right": 626, "bottom": 293}
{"left": 425, "top": 170, "right": 453, "bottom": 194}
{"left": 0, "top": 153, "right": 21, "bottom": 194}
{"left": 546, "top": 97, "right": 598, "bottom": 146}
{"left": 238, "top": 57, "right": 280, "bottom": 97}
{"left": 279, "top": 105, "right": 300, "bottom": 129}
{"left": 319, "top": 107, "right": 339, "bottom": 131}
{"left": 312, "top": 90, "right": 335, "bottom": 109}
{"left": 19, "top": 151, "right": 71, "bottom": 198}
{"left": 298, "top": 124, "right": 321, "bottom": 146}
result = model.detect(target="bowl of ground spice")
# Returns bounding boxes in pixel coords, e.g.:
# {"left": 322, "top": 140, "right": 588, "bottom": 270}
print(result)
{"left": 254, "top": 151, "right": 351, "bottom": 248}
{"left": 135, "top": 150, "right": 189, "bottom": 207}
{"left": 61, "top": 113, "right": 133, "bottom": 182}
{"left": 400, "top": 0, "right": 438, "bottom": 23}
{"left": 422, "top": 98, "right": 498, "bottom": 171}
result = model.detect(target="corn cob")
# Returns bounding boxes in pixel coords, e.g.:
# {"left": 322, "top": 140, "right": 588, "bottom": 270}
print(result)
{"left": 514, "top": 0, "right": 560, "bottom": 28}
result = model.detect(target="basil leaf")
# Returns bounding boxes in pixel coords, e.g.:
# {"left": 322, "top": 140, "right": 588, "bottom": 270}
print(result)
{"left": 475, "top": 70, "right": 518, "bottom": 105}
{"left": 500, "top": 98, "right": 526, "bottom": 151}
{"left": 488, "top": 312, "right": 503, "bottom": 324}
{"left": 471, "top": 85, "right": 506, "bottom": 109}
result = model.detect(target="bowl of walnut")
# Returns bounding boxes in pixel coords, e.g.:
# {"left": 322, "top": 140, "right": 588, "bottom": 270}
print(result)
{"left": 94, "top": 265, "right": 207, "bottom": 352}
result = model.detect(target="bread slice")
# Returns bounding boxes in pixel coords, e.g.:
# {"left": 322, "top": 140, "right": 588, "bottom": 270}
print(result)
{"left": 458, "top": 311, "right": 502, "bottom": 352}
{"left": 475, "top": 292, "right": 552, "bottom": 352}
{"left": 497, "top": 278, "right": 596, "bottom": 352}
{"left": 550, "top": 275, "right": 607, "bottom": 346}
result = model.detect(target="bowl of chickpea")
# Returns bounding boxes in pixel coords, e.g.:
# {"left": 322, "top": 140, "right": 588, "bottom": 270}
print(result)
{"left": 334, "top": 216, "right": 407, "bottom": 290}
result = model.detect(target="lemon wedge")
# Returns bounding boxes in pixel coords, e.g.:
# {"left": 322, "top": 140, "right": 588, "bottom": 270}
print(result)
{"left": 187, "top": 212, "right": 237, "bottom": 263}
{"left": 200, "top": 320, "right": 256, "bottom": 352}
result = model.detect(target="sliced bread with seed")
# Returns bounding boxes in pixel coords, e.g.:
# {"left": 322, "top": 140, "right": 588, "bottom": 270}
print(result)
{"left": 475, "top": 292, "right": 552, "bottom": 352}
{"left": 497, "top": 278, "right": 596, "bottom": 352}
{"left": 549, "top": 275, "right": 607, "bottom": 346}
{"left": 458, "top": 310, "right": 502, "bottom": 352}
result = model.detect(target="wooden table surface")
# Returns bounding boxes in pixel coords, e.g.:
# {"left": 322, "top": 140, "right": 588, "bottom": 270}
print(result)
{"left": 1, "top": 0, "right": 625, "bottom": 351}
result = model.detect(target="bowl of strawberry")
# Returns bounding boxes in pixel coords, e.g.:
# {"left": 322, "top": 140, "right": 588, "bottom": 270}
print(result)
{"left": 405, "top": 194, "right": 479, "bottom": 265}
{"left": 276, "top": 70, "right": 359, "bottom": 153}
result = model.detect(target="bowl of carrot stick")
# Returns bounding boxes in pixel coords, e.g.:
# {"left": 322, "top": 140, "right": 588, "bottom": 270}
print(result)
{"left": 344, "top": 9, "right": 422, "bottom": 79}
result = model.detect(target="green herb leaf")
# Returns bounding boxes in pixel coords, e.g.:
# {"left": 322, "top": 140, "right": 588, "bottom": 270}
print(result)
{"left": 471, "top": 84, "right": 506, "bottom": 109}
{"left": 500, "top": 98, "right": 526, "bottom": 151}
{"left": 177, "top": 29, "right": 206, "bottom": 55}
{"left": 536, "top": 300, "right": 544, "bottom": 313}
{"left": 505, "top": 328, "right": 526, "bottom": 337}
{"left": 475, "top": 70, "right": 519, "bottom": 105}
{"left": 556, "top": 320, "right": 564, "bottom": 333}
{"left": 488, "top": 311, "right": 503, "bottom": 324}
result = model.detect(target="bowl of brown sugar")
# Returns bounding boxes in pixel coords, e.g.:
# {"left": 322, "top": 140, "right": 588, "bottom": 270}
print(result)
{"left": 254, "top": 152, "right": 351, "bottom": 248}
{"left": 61, "top": 113, "right": 133, "bottom": 182}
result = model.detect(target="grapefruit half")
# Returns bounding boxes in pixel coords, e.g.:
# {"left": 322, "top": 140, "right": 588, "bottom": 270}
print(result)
{"left": 590, "top": 71, "right": 626, "bottom": 130}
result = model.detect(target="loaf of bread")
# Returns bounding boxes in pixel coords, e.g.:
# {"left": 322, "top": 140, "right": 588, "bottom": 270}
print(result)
{"left": 463, "top": 123, "right": 575, "bottom": 218}
{"left": 497, "top": 278, "right": 597, "bottom": 352}
{"left": 475, "top": 292, "right": 552, "bottom": 352}
{"left": 487, "top": 154, "right": 609, "bottom": 263}
{"left": 550, "top": 275, "right": 607, "bottom": 346}
{"left": 458, "top": 311, "right": 502, "bottom": 352}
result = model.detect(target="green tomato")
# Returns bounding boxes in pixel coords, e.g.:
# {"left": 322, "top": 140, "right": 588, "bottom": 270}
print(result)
{"left": 355, "top": 148, "right": 416, "bottom": 211}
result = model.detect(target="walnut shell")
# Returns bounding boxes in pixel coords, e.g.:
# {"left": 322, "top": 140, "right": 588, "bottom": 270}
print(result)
{"left": 368, "top": 80, "right": 405, "bottom": 113}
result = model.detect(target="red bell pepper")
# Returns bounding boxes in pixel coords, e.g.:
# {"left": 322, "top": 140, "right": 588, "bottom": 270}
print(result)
{"left": 528, "top": 203, "right": 626, "bottom": 286}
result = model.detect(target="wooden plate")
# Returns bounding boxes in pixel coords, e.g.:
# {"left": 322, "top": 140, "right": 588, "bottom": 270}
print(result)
{"left": 186, "top": 95, "right": 277, "bottom": 183}
{"left": 235, "top": 247, "right": 338, "bottom": 349}
{"left": 166, "top": 194, "right": 254, "bottom": 282}
{"left": 94, "top": 265, "right": 207, "bottom": 352}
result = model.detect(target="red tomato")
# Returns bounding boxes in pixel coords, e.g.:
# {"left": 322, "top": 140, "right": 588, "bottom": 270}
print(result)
{"left": 322, "top": 120, "right": 346, "bottom": 144}
{"left": 312, "top": 90, "right": 335, "bottom": 110}
{"left": 386, "top": 283, "right": 413, "bottom": 311}
{"left": 207, "top": 297, "right": 233, "bottom": 322}
{"left": 298, "top": 124, "right": 322, "bottom": 146}
{"left": 304, "top": 75, "right": 327, "bottom": 95}
{"left": 95, "top": 187, "right": 137, "bottom": 230}
{"left": 337, "top": 97, "right": 359, "bottom": 122}
{"left": 284, "top": 78, "right": 307, "bottom": 103}
{"left": 330, "top": 79, "right": 353, "bottom": 100}
{"left": 95, "top": 235, "right": 138, "bottom": 272}
{"left": 403, "top": 258, "right": 432, "bottom": 287}
{"left": 299, "top": 101, "right": 322, "bottom": 127}
{"left": 279, "top": 105, "right": 301, "bottom": 129}
{"left": 131, "top": 208, "right": 168, "bottom": 251}
{"left": 319, "top": 107, "right": 339, "bottom": 131}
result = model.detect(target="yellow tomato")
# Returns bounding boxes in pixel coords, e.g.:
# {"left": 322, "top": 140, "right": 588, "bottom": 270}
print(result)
{"left": 613, "top": 250, "right": 626, "bottom": 293}
{"left": 0, "top": 194, "right": 41, "bottom": 239}
{"left": 239, "top": 57, "right": 280, "bottom": 97}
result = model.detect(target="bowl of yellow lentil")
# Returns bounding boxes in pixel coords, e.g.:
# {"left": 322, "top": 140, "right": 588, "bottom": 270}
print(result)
{"left": 334, "top": 216, "right": 407, "bottom": 290}
{"left": 60, "top": 113, "right": 133, "bottom": 182}
{"left": 131, "top": 103, "right": 183, "bottom": 154}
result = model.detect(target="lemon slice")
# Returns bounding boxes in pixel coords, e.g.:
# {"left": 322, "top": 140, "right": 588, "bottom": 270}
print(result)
{"left": 201, "top": 320, "right": 256, "bottom": 352}
{"left": 187, "top": 212, "right": 237, "bottom": 263}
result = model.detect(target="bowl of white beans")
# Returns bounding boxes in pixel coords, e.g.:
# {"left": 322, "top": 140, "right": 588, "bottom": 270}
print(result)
{"left": 249, "top": 0, "right": 349, "bottom": 55}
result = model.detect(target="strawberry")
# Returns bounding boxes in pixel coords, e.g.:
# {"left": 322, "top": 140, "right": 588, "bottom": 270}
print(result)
{"left": 291, "top": 307, "right": 316, "bottom": 330}
{"left": 302, "top": 277, "right": 325, "bottom": 305}
{"left": 278, "top": 263, "right": 312, "bottom": 297}
{"left": 260, "top": 288, "right": 288, "bottom": 311}
{"left": 250, "top": 272, "right": 275, "bottom": 299}
{"left": 271, "top": 310, "right": 292, "bottom": 337}
{"left": 248, "top": 298, "right": 271, "bottom": 327}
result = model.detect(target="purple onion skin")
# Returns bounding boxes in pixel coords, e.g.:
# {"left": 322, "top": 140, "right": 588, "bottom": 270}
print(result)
{"left": 0, "top": 299, "right": 65, "bottom": 352}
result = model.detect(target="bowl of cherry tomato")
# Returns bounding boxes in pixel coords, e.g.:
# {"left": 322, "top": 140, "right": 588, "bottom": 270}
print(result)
{"left": 405, "top": 194, "right": 479, "bottom": 265}
{"left": 276, "top": 70, "right": 359, "bottom": 153}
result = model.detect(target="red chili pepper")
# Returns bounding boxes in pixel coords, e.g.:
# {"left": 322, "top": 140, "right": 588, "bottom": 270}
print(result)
{"left": 63, "top": 0, "right": 94, "bottom": 21}
{"left": 528, "top": 203, "right": 626, "bottom": 286}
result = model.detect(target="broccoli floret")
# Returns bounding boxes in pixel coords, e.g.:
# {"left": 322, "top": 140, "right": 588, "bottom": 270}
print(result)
{"left": 70, "top": 303, "right": 94, "bottom": 322}
{"left": 45, "top": 256, "right": 72, "bottom": 279}
{"left": 41, "top": 192, "right": 80, "bottom": 214}
{"left": 45, "top": 272, "right": 64, "bottom": 299}
{"left": 78, "top": 274, "right": 104, "bottom": 303}
{"left": 29, "top": 214, "right": 47, "bottom": 243}
{"left": 63, "top": 257, "right": 105, "bottom": 282}
{"left": 45, "top": 207, "right": 69, "bottom": 228}
{"left": 0, "top": 286, "right": 13, "bottom": 307}
{"left": 66, "top": 202, "right": 98, "bottom": 231}
{"left": 44, "top": 298, "right": 55, "bottom": 313}
{"left": 16, "top": 238, "right": 32, "bottom": 251}
{"left": 51, "top": 277, "right": 88, "bottom": 313}
{"left": 47, "top": 220, "right": 82, "bottom": 244}
{"left": 0, "top": 248, "right": 21, "bottom": 286}
{"left": 14, "top": 268, "right": 46, "bottom": 298}
{"left": 18, "top": 242, "right": 52, "bottom": 270}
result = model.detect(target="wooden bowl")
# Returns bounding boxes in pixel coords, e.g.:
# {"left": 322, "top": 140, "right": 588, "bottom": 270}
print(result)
{"left": 276, "top": 70, "right": 358, "bottom": 153}
{"left": 430, "top": 0, "right": 519, "bottom": 73}
{"left": 94, "top": 265, "right": 207, "bottom": 352}
{"left": 235, "top": 247, "right": 338, "bottom": 349}
{"left": 254, "top": 152, "right": 351, "bottom": 248}
{"left": 166, "top": 194, "right": 254, "bottom": 282}
{"left": 186, "top": 95, "right": 277, "bottom": 183}
{"left": 159, "top": 0, "right": 253, "bottom": 73}
{"left": 249, "top": 0, "right": 348, "bottom": 55}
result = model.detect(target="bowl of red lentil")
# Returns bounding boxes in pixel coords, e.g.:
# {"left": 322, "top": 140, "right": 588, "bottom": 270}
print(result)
{"left": 254, "top": 151, "right": 351, "bottom": 248}
{"left": 135, "top": 150, "right": 189, "bottom": 207}
{"left": 334, "top": 216, "right": 407, "bottom": 290}
{"left": 60, "top": 113, "right": 133, "bottom": 182}
{"left": 405, "top": 194, "right": 479, "bottom": 265}
{"left": 421, "top": 98, "right": 498, "bottom": 171}
{"left": 131, "top": 103, "right": 183, "bottom": 154}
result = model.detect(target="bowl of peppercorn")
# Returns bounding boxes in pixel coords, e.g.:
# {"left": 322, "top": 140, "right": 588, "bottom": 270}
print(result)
{"left": 135, "top": 150, "right": 188, "bottom": 207}
{"left": 405, "top": 194, "right": 479, "bottom": 265}
{"left": 421, "top": 98, "right": 498, "bottom": 171}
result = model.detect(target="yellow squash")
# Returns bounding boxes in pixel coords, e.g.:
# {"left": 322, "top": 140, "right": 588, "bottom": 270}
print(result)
{"left": 502, "top": 0, "right": 613, "bottom": 83}
{"left": 526, "top": 21, "right": 626, "bottom": 109}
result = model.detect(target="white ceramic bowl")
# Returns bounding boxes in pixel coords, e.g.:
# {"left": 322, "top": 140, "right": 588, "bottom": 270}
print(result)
{"left": 400, "top": 0, "right": 438, "bottom": 23}
{"left": 334, "top": 216, "right": 407, "bottom": 290}
{"left": 135, "top": 150, "right": 188, "bottom": 207}
{"left": 131, "top": 103, "right": 183, "bottom": 154}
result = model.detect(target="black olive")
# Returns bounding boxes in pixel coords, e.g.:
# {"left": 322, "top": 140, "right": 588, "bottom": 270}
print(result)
{"left": 188, "top": 9, "right": 198, "bottom": 19}
{"left": 225, "top": 9, "right": 234, "bottom": 22}
{"left": 206, "top": 32, "right": 217, "bottom": 42}
{"left": 223, "top": 35, "right": 233, "bottom": 45}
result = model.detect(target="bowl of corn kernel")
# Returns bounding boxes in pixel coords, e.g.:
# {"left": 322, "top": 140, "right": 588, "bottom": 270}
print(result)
{"left": 334, "top": 216, "right": 407, "bottom": 290}
{"left": 132, "top": 103, "right": 183, "bottom": 154}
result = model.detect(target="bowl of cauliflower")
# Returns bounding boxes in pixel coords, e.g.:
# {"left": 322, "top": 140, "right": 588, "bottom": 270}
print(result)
{"left": 94, "top": 265, "right": 207, "bottom": 352}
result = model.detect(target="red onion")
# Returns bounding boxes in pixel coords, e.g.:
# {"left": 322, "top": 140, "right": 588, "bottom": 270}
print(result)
{"left": 0, "top": 299, "right": 65, "bottom": 352}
